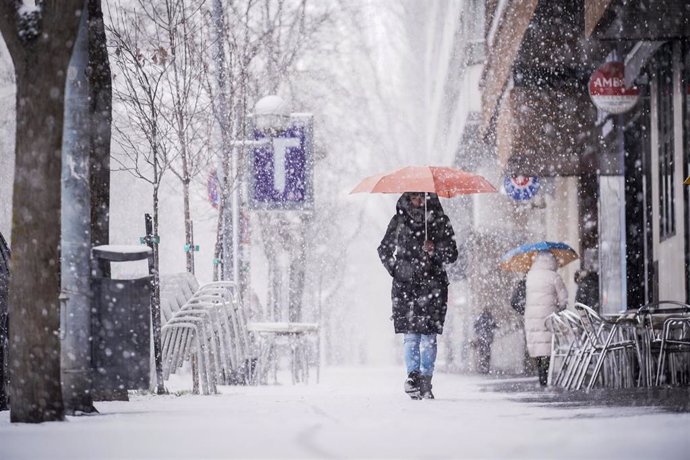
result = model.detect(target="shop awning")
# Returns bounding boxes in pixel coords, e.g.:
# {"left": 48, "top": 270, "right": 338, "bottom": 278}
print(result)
{"left": 587, "top": 0, "right": 690, "bottom": 40}
{"left": 480, "top": 0, "right": 539, "bottom": 137}
{"left": 585, "top": 0, "right": 614, "bottom": 37}
{"left": 495, "top": 87, "right": 597, "bottom": 177}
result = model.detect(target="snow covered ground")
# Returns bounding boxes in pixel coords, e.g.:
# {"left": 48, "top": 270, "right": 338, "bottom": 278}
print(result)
{"left": 1, "top": 367, "right": 688, "bottom": 459}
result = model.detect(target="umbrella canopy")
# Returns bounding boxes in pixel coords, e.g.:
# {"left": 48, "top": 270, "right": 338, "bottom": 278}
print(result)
{"left": 499, "top": 241, "right": 579, "bottom": 273}
{"left": 350, "top": 166, "right": 497, "bottom": 197}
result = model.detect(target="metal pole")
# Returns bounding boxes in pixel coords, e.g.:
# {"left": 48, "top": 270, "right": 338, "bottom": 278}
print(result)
{"left": 190, "top": 220, "right": 195, "bottom": 275}
{"left": 61, "top": 5, "right": 96, "bottom": 414}
{"left": 145, "top": 213, "right": 165, "bottom": 394}
{"left": 424, "top": 192, "right": 428, "bottom": 240}
{"left": 232, "top": 145, "right": 240, "bottom": 288}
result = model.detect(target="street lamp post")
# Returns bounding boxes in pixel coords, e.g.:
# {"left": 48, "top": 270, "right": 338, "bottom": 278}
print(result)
{"left": 245, "top": 96, "right": 314, "bottom": 324}
{"left": 221, "top": 96, "right": 290, "bottom": 302}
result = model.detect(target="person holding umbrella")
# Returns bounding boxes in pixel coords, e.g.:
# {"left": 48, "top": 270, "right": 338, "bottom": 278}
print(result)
{"left": 377, "top": 192, "right": 458, "bottom": 399}
{"left": 525, "top": 251, "right": 568, "bottom": 386}
{"left": 500, "top": 241, "right": 576, "bottom": 386}
{"left": 352, "top": 165, "right": 496, "bottom": 398}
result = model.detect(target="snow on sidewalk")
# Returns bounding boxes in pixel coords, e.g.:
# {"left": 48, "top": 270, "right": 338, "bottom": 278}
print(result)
{"left": 0, "top": 367, "right": 688, "bottom": 459}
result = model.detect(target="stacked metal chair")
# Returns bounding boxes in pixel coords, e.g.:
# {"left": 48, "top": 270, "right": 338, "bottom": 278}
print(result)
{"left": 546, "top": 305, "right": 638, "bottom": 391}
{"left": 160, "top": 274, "right": 253, "bottom": 394}
{"left": 546, "top": 312, "right": 580, "bottom": 387}
{"left": 635, "top": 301, "right": 690, "bottom": 387}
{"left": 656, "top": 318, "right": 690, "bottom": 385}
{"left": 572, "top": 303, "right": 638, "bottom": 390}
{"left": 545, "top": 310, "right": 589, "bottom": 389}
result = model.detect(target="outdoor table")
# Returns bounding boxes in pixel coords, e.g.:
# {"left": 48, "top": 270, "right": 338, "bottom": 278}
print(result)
{"left": 246, "top": 322, "right": 319, "bottom": 385}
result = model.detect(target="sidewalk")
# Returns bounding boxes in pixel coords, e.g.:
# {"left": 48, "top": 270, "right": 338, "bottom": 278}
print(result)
{"left": 0, "top": 367, "right": 688, "bottom": 459}
{"left": 481, "top": 373, "right": 690, "bottom": 412}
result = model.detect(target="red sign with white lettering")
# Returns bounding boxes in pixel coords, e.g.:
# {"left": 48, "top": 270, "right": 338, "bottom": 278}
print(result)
{"left": 589, "top": 62, "right": 640, "bottom": 114}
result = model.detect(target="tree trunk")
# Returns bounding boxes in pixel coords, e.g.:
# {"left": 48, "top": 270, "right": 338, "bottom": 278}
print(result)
{"left": 183, "top": 179, "right": 194, "bottom": 273}
{"left": 166, "top": 2, "right": 194, "bottom": 275}
{"left": 212, "top": 0, "right": 233, "bottom": 282}
{"left": 151, "top": 186, "right": 164, "bottom": 394}
{"left": 185, "top": 196, "right": 194, "bottom": 274}
{"left": 0, "top": 0, "right": 84, "bottom": 424}
{"left": 9, "top": 67, "right": 66, "bottom": 423}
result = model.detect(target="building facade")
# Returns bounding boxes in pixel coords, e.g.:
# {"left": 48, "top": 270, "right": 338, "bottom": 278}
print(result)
{"left": 412, "top": 0, "right": 531, "bottom": 374}
{"left": 481, "top": 0, "right": 690, "bottom": 315}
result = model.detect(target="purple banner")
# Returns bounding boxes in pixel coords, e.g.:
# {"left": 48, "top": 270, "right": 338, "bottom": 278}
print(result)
{"left": 249, "top": 116, "right": 313, "bottom": 210}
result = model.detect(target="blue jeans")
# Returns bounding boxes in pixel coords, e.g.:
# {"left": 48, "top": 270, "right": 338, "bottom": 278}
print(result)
{"left": 403, "top": 333, "right": 437, "bottom": 376}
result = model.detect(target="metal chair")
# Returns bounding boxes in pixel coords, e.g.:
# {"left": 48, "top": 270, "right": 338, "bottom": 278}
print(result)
{"left": 556, "top": 310, "right": 590, "bottom": 389}
{"left": 635, "top": 301, "right": 690, "bottom": 387}
{"left": 655, "top": 317, "right": 690, "bottom": 386}
{"left": 160, "top": 276, "right": 250, "bottom": 392}
{"left": 546, "top": 313, "right": 572, "bottom": 386}
{"left": 573, "top": 303, "right": 637, "bottom": 391}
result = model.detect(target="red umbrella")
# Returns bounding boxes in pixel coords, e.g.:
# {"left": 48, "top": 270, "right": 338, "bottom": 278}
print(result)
{"left": 350, "top": 166, "right": 497, "bottom": 197}
{"left": 351, "top": 166, "right": 497, "bottom": 237}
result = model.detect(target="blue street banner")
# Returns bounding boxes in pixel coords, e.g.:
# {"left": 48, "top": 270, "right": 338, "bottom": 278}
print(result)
{"left": 249, "top": 114, "right": 314, "bottom": 211}
{"left": 503, "top": 175, "right": 540, "bottom": 201}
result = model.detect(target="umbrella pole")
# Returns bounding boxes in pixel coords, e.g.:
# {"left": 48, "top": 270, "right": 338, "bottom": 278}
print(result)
{"left": 424, "top": 192, "right": 428, "bottom": 240}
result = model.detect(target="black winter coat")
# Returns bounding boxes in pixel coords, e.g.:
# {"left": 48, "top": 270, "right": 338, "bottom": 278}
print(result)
{"left": 575, "top": 271, "right": 600, "bottom": 310}
{"left": 510, "top": 278, "right": 526, "bottom": 315}
{"left": 378, "top": 193, "right": 458, "bottom": 334}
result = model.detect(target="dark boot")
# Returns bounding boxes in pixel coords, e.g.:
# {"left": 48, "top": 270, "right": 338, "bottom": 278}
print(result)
{"left": 419, "top": 375, "right": 434, "bottom": 399}
{"left": 404, "top": 371, "right": 421, "bottom": 400}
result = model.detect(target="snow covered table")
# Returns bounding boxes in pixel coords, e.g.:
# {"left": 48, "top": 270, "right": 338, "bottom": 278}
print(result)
{"left": 246, "top": 322, "right": 319, "bottom": 385}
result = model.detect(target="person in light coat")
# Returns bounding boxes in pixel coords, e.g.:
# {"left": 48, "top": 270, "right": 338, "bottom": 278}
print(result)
{"left": 524, "top": 251, "right": 568, "bottom": 386}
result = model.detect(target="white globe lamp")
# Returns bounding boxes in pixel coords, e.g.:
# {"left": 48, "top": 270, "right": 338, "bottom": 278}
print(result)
{"left": 254, "top": 95, "right": 290, "bottom": 132}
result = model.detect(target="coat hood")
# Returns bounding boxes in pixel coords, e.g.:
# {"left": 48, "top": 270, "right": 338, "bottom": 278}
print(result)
{"left": 530, "top": 251, "right": 558, "bottom": 272}
{"left": 396, "top": 192, "right": 446, "bottom": 225}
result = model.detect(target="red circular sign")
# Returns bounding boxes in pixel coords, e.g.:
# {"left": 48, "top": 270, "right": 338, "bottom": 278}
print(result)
{"left": 589, "top": 62, "right": 640, "bottom": 114}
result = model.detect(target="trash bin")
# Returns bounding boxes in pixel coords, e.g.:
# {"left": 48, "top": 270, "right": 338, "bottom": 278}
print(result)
{"left": 91, "top": 245, "right": 152, "bottom": 401}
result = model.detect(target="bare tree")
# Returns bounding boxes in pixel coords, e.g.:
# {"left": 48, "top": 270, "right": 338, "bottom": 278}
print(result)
{"left": 206, "top": 0, "right": 331, "bottom": 317}
{"left": 0, "top": 0, "right": 83, "bottom": 423}
{"left": 107, "top": 3, "right": 174, "bottom": 394}
{"left": 285, "top": 0, "right": 413, "bottom": 362}
{"left": 140, "top": 0, "right": 213, "bottom": 274}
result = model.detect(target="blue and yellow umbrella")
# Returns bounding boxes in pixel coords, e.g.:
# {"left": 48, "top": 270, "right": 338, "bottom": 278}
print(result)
{"left": 499, "top": 241, "right": 578, "bottom": 273}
